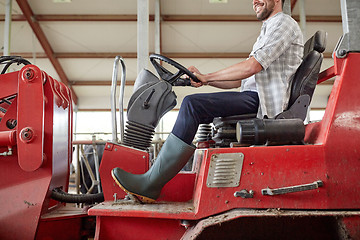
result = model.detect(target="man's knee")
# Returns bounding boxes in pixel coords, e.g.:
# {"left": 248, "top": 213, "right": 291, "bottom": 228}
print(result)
{"left": 181, "top": 94, "right": 199, "bottom": 109}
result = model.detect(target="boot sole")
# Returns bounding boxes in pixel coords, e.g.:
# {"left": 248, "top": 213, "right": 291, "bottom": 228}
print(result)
{"left": 111, "top": 169, "right": 156, "bottom": 204}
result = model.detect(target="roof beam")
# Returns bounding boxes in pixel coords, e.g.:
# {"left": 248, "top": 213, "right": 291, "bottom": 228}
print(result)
{"left": 15, "top": 0, "right": 78, "bottom": 104}
{"left": 291, "top": 0, "right": 298, "bottom": 10}
{"left": 0, "top": 14, "right": 342, "bottom": 23}
{"left": 71, "top": 80, "right": 135, "bottom": 86}
{"left": 13, "top": 52, "right": 334, "bottom": 59}
{"left": 71, "top": 79, "right": 334, "bottom": 87}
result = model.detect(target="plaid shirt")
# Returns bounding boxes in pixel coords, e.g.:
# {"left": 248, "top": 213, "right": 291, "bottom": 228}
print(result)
{"left": 243, "top": 12, "right": 303, "bottom": 118}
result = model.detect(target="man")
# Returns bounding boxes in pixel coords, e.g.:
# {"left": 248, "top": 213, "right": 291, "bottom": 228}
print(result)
{"left": 112, "top": 0, "right": 304, "bottom": 203}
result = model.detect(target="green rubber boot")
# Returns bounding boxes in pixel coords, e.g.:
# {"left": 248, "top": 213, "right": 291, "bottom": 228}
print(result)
{"left": 112, "top": 133, "right": 195, "bottom": 203}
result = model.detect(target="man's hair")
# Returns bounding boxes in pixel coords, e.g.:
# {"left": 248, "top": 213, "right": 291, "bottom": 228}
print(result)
{"left": 281, "top": 0, "right": 284, "bottom": 8}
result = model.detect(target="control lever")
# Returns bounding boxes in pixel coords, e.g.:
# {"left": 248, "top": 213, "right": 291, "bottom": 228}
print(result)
{"left": 234, "top": 189, "right": 254, "bottom": 199}
{"left": 143, "top": 89, "right": 156, "bottom": 109}
{"left": 262, "top": 180, "right": 323, "bottom": 196}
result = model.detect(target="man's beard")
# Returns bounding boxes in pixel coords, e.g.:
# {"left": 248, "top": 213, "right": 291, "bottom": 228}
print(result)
{"left": 256, "top": 2, "right": 275, "bottom": 21}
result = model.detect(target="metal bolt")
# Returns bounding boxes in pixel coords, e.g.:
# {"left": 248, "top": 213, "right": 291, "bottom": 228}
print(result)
{"left": 113, "top": 193, "right": 117, "bottom": 202}
{"left": 180, "top": 220, "right": 191, "bottom": 229}
{"left": 234, "top": 189, "right": 254, "bottom": 199}
{"left": 20, "top": 127, "right": 34, "bottom": 143}
{"left": 339, "top": 49, "right": 347, "bottom": 57}
{"left": 23, "top": 68, "right": 35, "bottom": 82}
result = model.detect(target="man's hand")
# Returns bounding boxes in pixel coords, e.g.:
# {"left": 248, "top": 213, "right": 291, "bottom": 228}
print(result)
{"left": 188, "top": 66, "right": 208, "bottom": 88}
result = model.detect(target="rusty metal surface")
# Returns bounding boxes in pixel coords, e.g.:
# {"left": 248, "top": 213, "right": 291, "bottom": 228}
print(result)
{"left": 90, "top": 200, "right": 195, "bottom": 218}
{"left": 182, "top": 209, "right": 360, "bottom": 240}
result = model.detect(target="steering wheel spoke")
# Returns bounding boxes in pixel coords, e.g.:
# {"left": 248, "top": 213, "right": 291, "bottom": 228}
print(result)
{"left": 150, "top": 54, "right": 199, "bottom": 85}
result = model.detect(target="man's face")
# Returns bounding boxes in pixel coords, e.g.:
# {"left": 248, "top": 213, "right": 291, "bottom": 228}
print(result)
{"left": 253, "top": 0, "right": 276, "bottom": 21}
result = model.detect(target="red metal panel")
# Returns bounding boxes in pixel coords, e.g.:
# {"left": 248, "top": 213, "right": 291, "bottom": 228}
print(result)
{"left": 0, "top": 130, "right": 16, "bottom": 147}
{"left": 91, "top": 54, "right": 360, "bottom": 239}
{"left": 0, "top": 160, "right": 52, "bottom": 240}
{"left": 97, "top": 143, "right": 196, "bottom": 204}
{"left": 0, "top": 71, "right": 18, "bottom": 99}
{"left": 157, "top": 172, "right": 196, "bottom": 202}
{"left": 95, "top": 216, "right": 186, "bottom": 240}
{"left": 36, "top": 217, "right": 83, "bottom": 240}
{"left": 43, "top": 72, "right": 72, "bottom": 206}
{"left": 318, "top": 65, "right": 335, "bottom": 84}
{"left": 0, "top": 97, "right": 18, "bottom": 136}
{"left": 17, "top": 65, "right": 44, "bottom": 171}
{"left": 193, "top": 145, "right": 328, "bottom": 217}
{"left": 321, "top": 54, "right": 360, "bottom": 208}
{"left": 91, "top": 145, "right": 328, "bottom": 220}
{"left": 100, "top": 144, "right": 150, "bottom": 201}
{"left": 0, "top": 66, "right": 73, "bottom": 240}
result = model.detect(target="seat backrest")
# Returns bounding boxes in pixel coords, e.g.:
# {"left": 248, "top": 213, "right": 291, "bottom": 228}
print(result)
{"left": 285, "top": 30, "right": 327, "bottom": 112}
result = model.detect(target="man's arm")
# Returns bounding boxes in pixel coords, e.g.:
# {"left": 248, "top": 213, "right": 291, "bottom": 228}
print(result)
{"left": 189, "top": 56, "right": 262, "bottom": 89}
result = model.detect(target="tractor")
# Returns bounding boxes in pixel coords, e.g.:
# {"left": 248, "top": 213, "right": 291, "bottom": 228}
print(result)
{"left": 1, "top": 0, "right": 360, "bottom": 239}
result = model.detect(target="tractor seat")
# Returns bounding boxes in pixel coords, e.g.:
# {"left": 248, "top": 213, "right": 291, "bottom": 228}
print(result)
{"left": 211, "top": 30, "right": 327, "bottom": 147}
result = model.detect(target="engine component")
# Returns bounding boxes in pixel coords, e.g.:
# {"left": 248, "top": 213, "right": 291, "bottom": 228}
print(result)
{"left": 195, "top": 124, "right": 212, "bottom": 142}
{"left": 236, "top": 118, "right": 305, "bottom": 145}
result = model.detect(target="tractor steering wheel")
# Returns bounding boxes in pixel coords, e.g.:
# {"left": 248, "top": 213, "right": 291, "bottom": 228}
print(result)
{"left": 149, "top": 54, "right": 199, "bottom": 84}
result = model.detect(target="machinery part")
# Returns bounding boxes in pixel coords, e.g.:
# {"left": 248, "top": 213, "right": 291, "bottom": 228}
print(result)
{"left": 335, "top": 0, "right": 360, "bottom": 58}
{"left": 123, "top": 120, "right": 155, "bottom": 150}
{"left": 112, "top": 133, "right": 195, "bottom": 202}
{"left": 51, "top": 188, "right": 104, "bottom": 204}
{"left": 0, "top": 56, "right": 31, "bottom": 74}
{"left": 149, "top": 53, "right": 199, "bottom": 84}
{"left": 125, "top": 69, "right": 176, "bottom": 150}
{"left": 110, "top": 56, "right": 126, "bottom": 143}
{"left": 0, "top": 95, "right": 16, "bottom": 123}
{"left": 172, "top": 77, "right": 191, "bottom": 86}
{"left": 236, "top": 118, "right": 305, "bottom": 145}
{"left": 180, "top": 220, "right": 192, "bottom": 229}
{"left": 211, "top": 113, "right": 257, "bottom": 147}
{"left": 262, "top": 180, "right": 323, "bottom": 196}
{"left": 195, "top": 124, "right": 212, "bottom": 142}
{"left": 79, "top": 143, "right": 105, "bottom": 194}
{"left": 0, "top": 147, "right": 12, "bottom": 156}
{"left": 19, "top": 127, "right": 34, "bottom": 143}
{"left": 234, "top": 189, "right": 254, "bottom": 199}
{"left": 124, "top": 54, "right": 198, "bottom": 150}
{"left": 6, "top": 119, "right": 17, "bottom": 129}
{"left": 0, "top": 130, "right": 16, "bottom": 147}
{"left": 275, "top": 95, "right": 310, "bottom": 120}
{"left": 17, "top": 65, "right": 45, "bottom": 172}
{"left": 206, "top": 153, "right": 244, "bottom": 188}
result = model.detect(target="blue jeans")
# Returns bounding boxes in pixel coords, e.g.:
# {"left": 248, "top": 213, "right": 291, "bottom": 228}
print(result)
{"left": 172, "top": 91, "right": 259, "bottom": 145}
